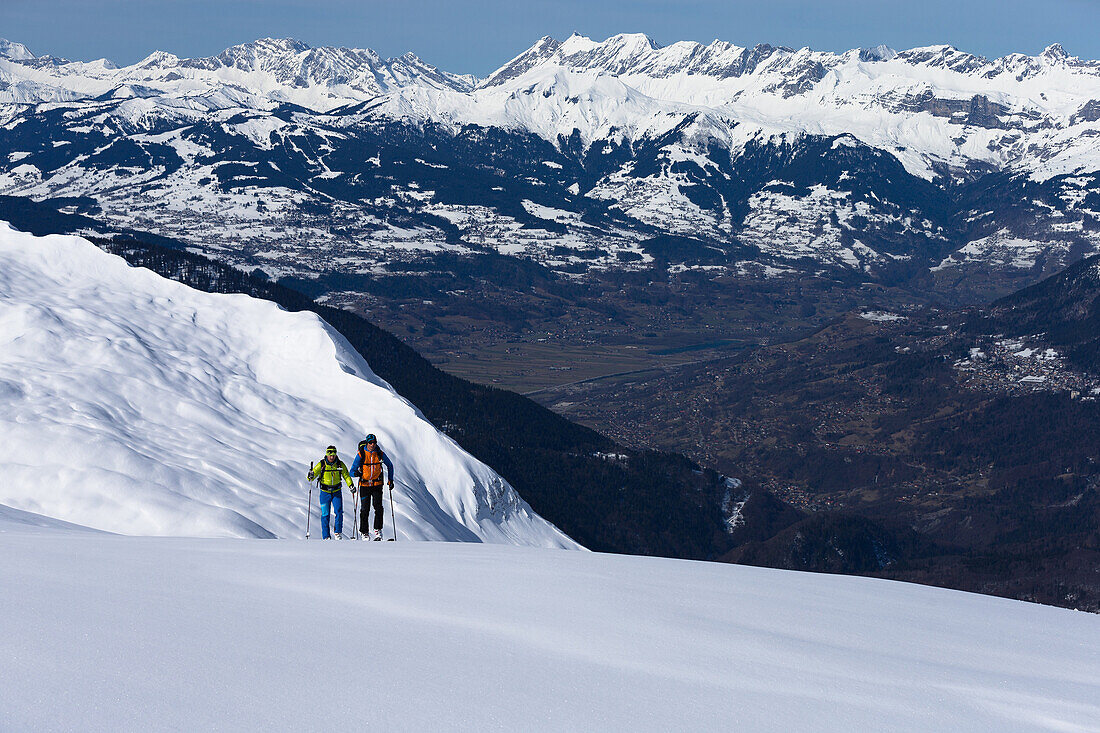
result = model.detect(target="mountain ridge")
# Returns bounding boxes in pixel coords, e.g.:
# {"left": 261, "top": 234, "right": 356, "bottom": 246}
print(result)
{"left": 0, "top": 32, "right": 1098, "bottom": 302}
{"left": 0, "top": 220, "right": 578, "bottom": 544}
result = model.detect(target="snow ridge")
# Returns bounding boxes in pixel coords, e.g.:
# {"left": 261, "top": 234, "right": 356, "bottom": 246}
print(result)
{"left": 0, "top": 222, "right": 576, "bottom": 546}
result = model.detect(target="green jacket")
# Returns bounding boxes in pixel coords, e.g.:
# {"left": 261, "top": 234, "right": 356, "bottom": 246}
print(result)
{"left": 309, "top": 457, "right": 353, "bottom": 492}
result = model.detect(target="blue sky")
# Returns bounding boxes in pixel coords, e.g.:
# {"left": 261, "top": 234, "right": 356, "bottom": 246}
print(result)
{"left": 3, "top": 0, "right": 1099, "bottom": 74}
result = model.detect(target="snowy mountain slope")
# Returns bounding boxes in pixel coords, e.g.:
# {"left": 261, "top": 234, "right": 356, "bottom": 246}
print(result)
{"left": 480, "top": 33, "right": 1100, "bottom": 179}
{"left": 0, "top": 86, "right": 966, "bottom": 279}
{"left": 0, "top": 39, "right": 34, "bottom": 62}
{"left": 0, "top": 221, "right": 576, "bottom": 545}
{"left": 6, "top": 32, "right": 1097, "bottom": 177}
{"left": 1, "top": 527, "right": 1098, "bottom": 731}
{"left": 0, "top": 33, "right": 1098, "bottom": 292}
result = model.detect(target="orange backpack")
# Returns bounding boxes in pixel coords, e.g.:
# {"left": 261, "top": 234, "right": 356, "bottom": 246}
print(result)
{"left": 357, "top": 441, "right": 385, "bottom": 488}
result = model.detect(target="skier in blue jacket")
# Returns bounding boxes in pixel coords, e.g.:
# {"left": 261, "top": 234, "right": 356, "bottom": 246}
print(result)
{"left": 350, "top": 434, "right": 395, "bottom": 540}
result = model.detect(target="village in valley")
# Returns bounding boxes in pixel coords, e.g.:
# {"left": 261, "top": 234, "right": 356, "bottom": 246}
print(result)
{"left": 952, "top": 335, "right": 1100, "bottom": 400}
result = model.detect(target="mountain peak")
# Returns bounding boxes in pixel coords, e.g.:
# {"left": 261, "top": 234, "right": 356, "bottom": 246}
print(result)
{"left": 135, "top": 50, "right": 180, "bottom": 69}
{"left": 859, "top": 44, "right": 897, "bottom": 62}
{"left": 552, "top": 32, "right": 668, "bottom": 76}
{"left": 606, "top": 32, "right": 661, "bottom": 49}
{"left": 1041, "top": 43, "right": 1069, "bottom": 63}
{"left": 556, "top": 32, "right": 658, "bottom": 56}
{"left": 481, "top": 32, "right": 666, "bottom": 88}
{"left": 246, "top": 37, "right": 312, "bottom": 54}
{"left": 201, "top": 37, "right": 313, "bottom": 72}
{"left": 479, "top": 35, "right": 563, "bottom": 88}
{"left": 896, "top": 44, "right": 990, "bottom": 72}
{"left": 0, "top": 38, "right": 35, "bottom": 61}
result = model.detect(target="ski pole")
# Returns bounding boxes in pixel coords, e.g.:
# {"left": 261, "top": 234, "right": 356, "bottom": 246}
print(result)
{"left": 352, "top": 484, "right": 360, "bottom": 539}
{"left": 305, "top": 471, "right": 313, "bottom": 539}
{"left": 389, "top": 484, "right": 398, "bottom": 541}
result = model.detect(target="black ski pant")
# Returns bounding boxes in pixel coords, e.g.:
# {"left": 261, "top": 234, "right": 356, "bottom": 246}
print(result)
{"left": 359, "top": 485, "right": 385, "bottom": 532}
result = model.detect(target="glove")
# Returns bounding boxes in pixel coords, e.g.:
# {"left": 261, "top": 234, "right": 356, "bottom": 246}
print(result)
{"left": 307, "top": 471, "right": 315, "bottom": 481}
{"left": 388, "top": 480, "right": 395, "bottom": 489}
{"left": 350, "top": 486, "right": 357, "bottom": 494}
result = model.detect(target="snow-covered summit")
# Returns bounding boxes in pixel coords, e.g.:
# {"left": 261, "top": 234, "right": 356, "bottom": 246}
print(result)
{"left": 0, "top": 36, "right": 473, "bottom": 111}
{"left": 477, "top": 32, "right": 1100, "bottom": 118}
{"left": 489, "top": 32, "right": 1100, "bottom": 86}
{"left": 479, "top": 35, "right": 562, "bottom": 87}
{"left": 464, "top": 32, "right": 1100, "bottom": 179}
{"left": 179, "top": 37, "right": 475, "bottom": 94}
{"left": 0, "top": 38, "right": 35, "bottom": 61}
{"left": 859, "top": 44, "right": 897, "bottom": 62}
{"left": 0, "top": 222, "right": 576, "bottom": 546}
{"left": 480, "top": 33, "right": 795, "bottom": 87}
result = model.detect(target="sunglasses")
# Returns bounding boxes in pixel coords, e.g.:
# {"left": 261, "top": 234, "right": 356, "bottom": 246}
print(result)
{"left": 326, "top": 451, "right": 337, "bottom": 455}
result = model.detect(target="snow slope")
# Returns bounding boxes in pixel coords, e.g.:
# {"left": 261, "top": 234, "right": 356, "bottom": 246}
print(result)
{"left": 0, "top": 222, "right": 575, "bottom": 546}
{"left": 1, "top": 521, "right": 1097, "bottom": 732}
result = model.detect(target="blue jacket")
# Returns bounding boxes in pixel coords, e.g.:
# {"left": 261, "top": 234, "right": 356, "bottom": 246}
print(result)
{"left": 351, "top": 443, "right": 394, "bottom": 485}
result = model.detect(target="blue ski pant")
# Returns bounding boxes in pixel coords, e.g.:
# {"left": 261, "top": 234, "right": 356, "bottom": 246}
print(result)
{"left": 318, "top": 488, "right": 343, "bottom": 538}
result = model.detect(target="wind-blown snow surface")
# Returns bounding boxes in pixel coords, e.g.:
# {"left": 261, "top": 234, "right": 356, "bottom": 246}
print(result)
{"left": 0, "top": 222, "right": 575, "bottom": 546}
{"left": 1, "top": 521, "right": 1098, "bottom": 732}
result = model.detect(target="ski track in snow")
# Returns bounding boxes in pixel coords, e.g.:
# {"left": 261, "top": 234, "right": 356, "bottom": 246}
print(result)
{"left": 0, "top": 526, "right": 1097, "bottom": 732}
{"left": 0, "top": 222, "right": 575, "bottom": 547}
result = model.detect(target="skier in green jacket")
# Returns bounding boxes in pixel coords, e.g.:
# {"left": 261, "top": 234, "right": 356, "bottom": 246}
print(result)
{"left": 307, "top": 445, "right": 354, "bottom": 539}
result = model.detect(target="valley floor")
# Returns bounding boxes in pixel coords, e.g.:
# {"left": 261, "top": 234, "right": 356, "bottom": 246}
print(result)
{"left": 2, "top": 519, "right": 1098, "bottom": 732}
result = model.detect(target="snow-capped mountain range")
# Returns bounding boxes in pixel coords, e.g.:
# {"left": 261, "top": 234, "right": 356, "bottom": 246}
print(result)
{"left": 1, "top": 33, "right": 1099, "bottom": 297}
{"left": 0, "top": 36, "right": 474, "bottom": 107}
{"left": 0, "top": 221, "right": 576, "bottom": 545}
